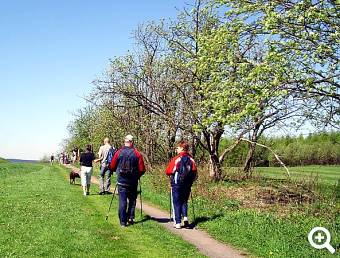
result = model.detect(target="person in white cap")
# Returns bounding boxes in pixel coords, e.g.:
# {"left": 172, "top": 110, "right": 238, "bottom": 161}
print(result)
{"left": 109, "top": 134, "right": 145, "bottom": 227}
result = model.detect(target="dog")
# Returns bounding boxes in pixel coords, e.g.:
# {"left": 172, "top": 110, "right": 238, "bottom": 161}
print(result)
{"left": 69, "top": 170, "right": 80, "bottom": 184}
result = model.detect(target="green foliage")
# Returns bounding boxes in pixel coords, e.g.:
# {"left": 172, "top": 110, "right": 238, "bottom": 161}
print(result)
{"left": 64, "top": 0, "right": 339, "bottom": 178}
{"left": 216, "top": 0, "right": 339, "bottom": 127}
{"left": 268, "top": 131, "right": 340, "bottom": 166}
{"left": 196, "top": 132, "right": 340, "bottom": 166}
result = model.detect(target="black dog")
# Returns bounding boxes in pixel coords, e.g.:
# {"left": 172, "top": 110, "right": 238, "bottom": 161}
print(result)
{"left": 69, "top": 170, "right": 80, "bottom": 184}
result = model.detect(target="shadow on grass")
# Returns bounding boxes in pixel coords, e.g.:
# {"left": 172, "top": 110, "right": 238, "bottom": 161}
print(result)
{"left": 192, "top": 213, "right": 223, "bottom": 227}
{"left": 133, "top": 216, "right": 152, "bottom": 225}
{"left": 70, "top": 183, "right": 81, "bottom": 186}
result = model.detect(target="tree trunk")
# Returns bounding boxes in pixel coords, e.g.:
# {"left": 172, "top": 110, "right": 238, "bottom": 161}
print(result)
{"left": 167, "top": 130, "right": 176, "bottom": 160}
{"left": 191, "top": 136, "right": 198, "bottom": 159}
{"left": 243, "top": 142, "right": 256, "bottom": 174}
{"left": 209, "top": 154, "right": 221, "bottom": 180}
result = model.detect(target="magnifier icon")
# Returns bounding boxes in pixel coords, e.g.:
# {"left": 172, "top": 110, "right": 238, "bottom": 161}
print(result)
{"left": 308, "top": 227, "right": 336, "bottom": 254}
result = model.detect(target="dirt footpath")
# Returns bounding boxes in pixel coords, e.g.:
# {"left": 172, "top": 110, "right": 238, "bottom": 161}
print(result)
{"left": 66, "top": 164, "right": 247, "bottom": 258}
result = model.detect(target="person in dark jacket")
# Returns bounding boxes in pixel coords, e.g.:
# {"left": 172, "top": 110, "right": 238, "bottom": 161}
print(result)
{"left": 109, "top": 135, "right": 145, "bottom": 227}
{"left": 79, "top": 144, "right": 95, "bottom": 196}
{"left": 165, "top": 141, "right": 197, "bottom": 229}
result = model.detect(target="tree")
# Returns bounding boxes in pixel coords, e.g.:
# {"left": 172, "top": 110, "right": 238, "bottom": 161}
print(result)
{"left": 217, "top": 0, "right": 340, "bottom": 127}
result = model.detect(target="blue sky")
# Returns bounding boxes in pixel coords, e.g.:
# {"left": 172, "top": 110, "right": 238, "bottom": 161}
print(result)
{"left": 0, "top": 0, "right": 188, "bottom": 160}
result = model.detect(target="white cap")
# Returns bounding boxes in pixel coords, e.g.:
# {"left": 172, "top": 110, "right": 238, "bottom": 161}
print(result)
{"left": 124, "top": 134, "right": 134, "bottom": 142}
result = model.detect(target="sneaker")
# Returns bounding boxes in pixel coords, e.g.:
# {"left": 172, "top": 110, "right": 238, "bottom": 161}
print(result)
{"left": 128, "top": 219, "right": 134, "bottom": 225}
{"left": 86, "top": 192, "right": 90, "bottom": 196}
{"left": 174, "top": 223, "right": 181, "bottom": 229}
{"left": 83, "top": 191, "right": 87, "bottom": 196}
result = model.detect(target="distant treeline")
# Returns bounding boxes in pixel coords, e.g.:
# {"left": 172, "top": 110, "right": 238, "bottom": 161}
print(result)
{"left": 207, "top": 132, "right": 340, "bottom": 167}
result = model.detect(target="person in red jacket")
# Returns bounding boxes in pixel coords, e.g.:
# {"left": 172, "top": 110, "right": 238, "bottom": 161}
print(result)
{"left": 109, "top": 135, "right": 145, "bottom": 227}
{"left": 165, "top": 141, "right": 197, "bottom": 229}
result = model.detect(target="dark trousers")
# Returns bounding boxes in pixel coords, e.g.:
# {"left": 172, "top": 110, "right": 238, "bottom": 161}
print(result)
{"left": 118, "top": 184, "right": 138, "bottom": 225}
{"left": 172, "top": 185, "right": 191, "bottom": 224}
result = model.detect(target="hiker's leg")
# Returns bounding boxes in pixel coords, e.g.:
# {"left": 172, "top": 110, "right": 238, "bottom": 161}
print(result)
{"left": 172, "top": 186, "right": 182, "bottom": 224}
{"left": 105, "top": 168, "right": 112, "bottom": 192}
{"left": 80, "top": 167, "right": 87, "bottom": 195}
{"left": 118, "top": 186, "right": 128, "bottom": 225}
{"left": 181, "top": 187, "right": 191, "bottom": 218}
{"left": 98, "top": 165, "right": 106, "bottom": 193}
{"left": 127, "top": 184, "right": 138, "bottom": 220}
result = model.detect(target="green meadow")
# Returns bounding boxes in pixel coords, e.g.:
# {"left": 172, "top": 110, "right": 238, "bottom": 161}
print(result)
{"left": 1, "top": 161, "right": 339, "bottom": 258}
{"left": 255, "top": 166, "right": 340, "bottom": 184}
{"left": 0, "top": 162, "right": 204, "bottom": 258}
{"left": 141, "top": 165, "right": 340, "bottom": 258}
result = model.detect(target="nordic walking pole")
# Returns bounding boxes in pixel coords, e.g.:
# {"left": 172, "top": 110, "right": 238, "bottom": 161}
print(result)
{"left": 169, "top": 188, "right": 172, "bottom": 222}
{"left": 190, "top": 191, "right": 196, "bottom": 227}
{"left": 139, "top": 179, "right": 143, "bottom": 225}
{"left": 105, "top": 183, "right": 117, "bottom": 221}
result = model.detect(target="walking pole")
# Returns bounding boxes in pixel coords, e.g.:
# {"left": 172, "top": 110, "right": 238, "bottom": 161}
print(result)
{"left": 105, "top": 183, "right": 118, "bottom": 221}
{"left": 139, "top": 179, "right": 143, "bottom": 225}
{"left": 169, "top": 188, "right": 172, "bottom": 222}
{"left": 190, "top": 191, "right": 196, "bottom": 227}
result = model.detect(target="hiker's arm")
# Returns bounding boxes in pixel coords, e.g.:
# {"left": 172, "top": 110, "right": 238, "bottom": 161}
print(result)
{"left": 109, "top": 150, "right": 120, "bottom": 172}
{"left": 138, "top": 153, "right": 146, "bottom": 177}
{"left": 191, "top": 158, "right": 198, "bottom": 181}
{"left": 79, "top": 155, "right": 83, "bottom": 166}
{"left": 94, "top": 158, "right": 102, "bottom": 163}
{"left": 165, "top": 157, "right": 176, "bottom": 176}
{"left": 94, "top": 148, "right": 103, "bottom": 163}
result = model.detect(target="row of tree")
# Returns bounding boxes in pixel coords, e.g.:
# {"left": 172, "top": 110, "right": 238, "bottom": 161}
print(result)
{"left": 64, "top": 0, "right": 339, "bottom": 180}
{"left": 217, "top": 132, "right": 340, "bottom": 167}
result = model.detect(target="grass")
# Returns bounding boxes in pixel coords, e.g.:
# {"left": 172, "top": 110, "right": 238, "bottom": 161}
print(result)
{"left": 0, "top": 162, "right": 205, "bottom": 258}
{"left": 255, "top": 166, "right": 340, "bottom": 183}
{"left": 140, "top": 164, "right": 340, "bottom": 258}
{"left": 0, "top": 157, "right": 9, "bottom": 163}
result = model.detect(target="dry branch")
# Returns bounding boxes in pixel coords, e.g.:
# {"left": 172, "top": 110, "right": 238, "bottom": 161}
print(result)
{"left": 240, "top": 138, "right": 291, "bottom": 177}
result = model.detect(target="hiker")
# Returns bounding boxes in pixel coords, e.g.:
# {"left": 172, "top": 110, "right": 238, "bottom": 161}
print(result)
{"left": 109, "top": 134, "right": 145, "bottom": 227}
{"left": 165, "top": 141, "right": 197, "bottom": 229}
{"left": 95, "top": 138, "right": 115, "bottom": 195}
{"left": 79, "top": 144, "right": 95, "bottom": 196}
{"left": 72, "top": 149, "right": 77, "bottom": 164}
{"left": 50, "top": 154, "right": 54, "bottom": 165}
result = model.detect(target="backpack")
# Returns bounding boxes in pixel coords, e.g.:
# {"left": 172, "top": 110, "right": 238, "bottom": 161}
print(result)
{"left": 105, "top": 147, "right": 116, "bottom": 166}
{"left": 177, "top": 155, "right": 195, "bottom": 185}
{"left": 118, "top": 150, "right": 134, "bottom": 175}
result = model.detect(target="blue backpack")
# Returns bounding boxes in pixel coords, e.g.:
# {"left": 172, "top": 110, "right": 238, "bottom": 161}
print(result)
{"left": 105, "top": 147, "right": 116, "bottom": 166}
{"left": 177, "top": 155, "right": 195, "bottom": 185}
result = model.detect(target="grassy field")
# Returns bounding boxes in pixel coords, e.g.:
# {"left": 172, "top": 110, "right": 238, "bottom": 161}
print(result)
{"left": 140, "top": 165, "right": 340, "bottom": 258}
{"left": 255, "top": 166, "right": 340, "bottom": 183}
{"left": 0, "top": 162, "right": 204, "bottom": 258}
{"left": 0, "top": 157, "right": 8, "bottom": 163}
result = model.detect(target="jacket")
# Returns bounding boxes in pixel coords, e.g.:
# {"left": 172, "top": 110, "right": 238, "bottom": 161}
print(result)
{"left": 165, "top": 152, "right": 197, "bottom": 187}
{"left": 109, "top": 146, "right": 145, "bottom": 186}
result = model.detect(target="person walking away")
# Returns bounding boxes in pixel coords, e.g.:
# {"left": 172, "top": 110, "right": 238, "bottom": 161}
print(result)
{"left": 165, "top": 141, "right": 197, "bottom": 229}
{"left": 80, "top": 144, "right": 95, "bottom": 196}
{"left": 109, "top": 135, "right": 145, "bottom": 227}
{"left": 72, "top": 149, "right": 77, "bottom": 164}
{"left": 50, "top": 154, "right": 54, "bottom": 165}
{"left": 95, "top": 137, "right": 115, "bottom": 195}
